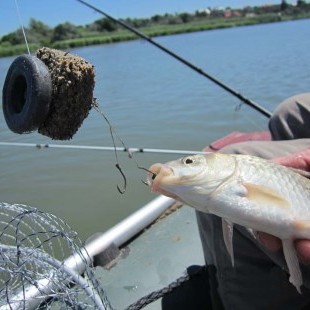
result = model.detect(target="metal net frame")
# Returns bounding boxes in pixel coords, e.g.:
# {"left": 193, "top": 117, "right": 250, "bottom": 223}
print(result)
{"left": 0, "top": 202, "right": 112, "bottom": 309}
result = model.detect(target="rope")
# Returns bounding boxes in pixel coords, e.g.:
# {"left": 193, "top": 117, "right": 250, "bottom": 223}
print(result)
{"left": 125, "top": 266, "right": 206, "bottom": 310}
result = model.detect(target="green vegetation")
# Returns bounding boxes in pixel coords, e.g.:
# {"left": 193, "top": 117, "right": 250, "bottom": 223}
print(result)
{"left": 1, "top": 1, "right": 310, "bottom": 58}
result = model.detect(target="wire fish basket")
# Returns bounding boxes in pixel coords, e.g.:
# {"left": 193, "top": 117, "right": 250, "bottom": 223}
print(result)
{"left": 0, "top": 202, "right": 112, "bottom": 309}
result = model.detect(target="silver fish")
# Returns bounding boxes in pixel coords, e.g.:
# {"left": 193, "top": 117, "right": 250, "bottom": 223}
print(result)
{"left": 147, "top": 153, "right": 310, "bottom": 293}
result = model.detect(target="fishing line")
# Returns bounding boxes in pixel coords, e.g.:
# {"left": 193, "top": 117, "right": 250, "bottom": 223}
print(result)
{"left": 14, "top": 0, "right": 30, "bottom": 55}
{"left": 76, "top": 0, "right": 272, "bottom": 119}
{"left": 92, "top": 99, "right": 154, "bottom": 193}
{"left": 74, "top": 0, "right": 274, "bottom": 190}
{"left": 92, "top": 99, "right": 128, "bottom": 194}
{"left": 233, "top": 101, "right": 266, "bottom": 131}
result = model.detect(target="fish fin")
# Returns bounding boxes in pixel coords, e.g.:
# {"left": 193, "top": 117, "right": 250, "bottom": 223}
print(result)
{"left": 293, "top": 219, "right": 310, "bottom": 230}
{"left": 222, "top": 218, "right": 234, "bottom": 267}
{"left": 243, "top": 182, "right": 290, "bottom": 209}
{"left": 282, "top": 239, "right": 302, "bottom": 293}
{"left": 247, "top": 228, "right": 258, "bottom": 240}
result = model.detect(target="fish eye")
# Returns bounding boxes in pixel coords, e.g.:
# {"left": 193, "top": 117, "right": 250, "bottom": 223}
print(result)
{"left": 183, "top": 157, "right": 194, "bottom": 165}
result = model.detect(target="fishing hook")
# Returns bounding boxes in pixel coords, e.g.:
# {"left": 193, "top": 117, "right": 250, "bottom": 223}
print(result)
{"left": 234, "top": 102, "right": 243, "bottom": 112}
{"left": 93, "top": 99, "right": 160, "bottom": 191}
{"left": 137, "top": 166, "right": 157, "bottom": 186}
{"left": 116, "top": 163, "right": 127, "bottom": 194}
{"left": 93, "top": 99, "right": 130, "bottom": 194}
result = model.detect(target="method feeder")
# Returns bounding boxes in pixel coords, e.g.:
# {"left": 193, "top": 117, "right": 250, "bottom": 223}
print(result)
{"left": 2, "top": 47, "right": 95, "bottom": 140}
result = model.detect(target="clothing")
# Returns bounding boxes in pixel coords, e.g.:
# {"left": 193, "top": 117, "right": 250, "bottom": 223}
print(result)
{"left": 196, "top": 93, "right": 310, "bottom": 309}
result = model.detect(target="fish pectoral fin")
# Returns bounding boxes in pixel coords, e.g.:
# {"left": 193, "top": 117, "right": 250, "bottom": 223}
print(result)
{"left": 282, "top": 239, "right": 302, "bottom": 293}
{"left": 293, "top": 219, "right": 310, "bottom": 230}
{"left": 222, "top": 218, "right": 234, "bottom": 267}
{"left": 243, "top": 182, "right": 290, "bottom": 209}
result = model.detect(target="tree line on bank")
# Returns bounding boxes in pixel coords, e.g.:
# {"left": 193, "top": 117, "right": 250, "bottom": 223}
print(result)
{"left": 1, "top": 1, "right": 309, "bottom": 50}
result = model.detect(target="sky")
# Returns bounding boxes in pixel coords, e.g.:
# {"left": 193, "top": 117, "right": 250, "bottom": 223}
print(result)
{"left": 0, "top": 0, "right": 297, "bottom": 36}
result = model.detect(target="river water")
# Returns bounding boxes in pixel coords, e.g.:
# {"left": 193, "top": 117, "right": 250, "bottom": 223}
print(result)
{"left": 0, "top": 19, "right": 310, "bottom": 240}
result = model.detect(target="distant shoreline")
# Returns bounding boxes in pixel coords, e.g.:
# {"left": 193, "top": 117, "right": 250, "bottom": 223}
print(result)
{"left": 1, "top": 13, "right": 310, "bottom": 58}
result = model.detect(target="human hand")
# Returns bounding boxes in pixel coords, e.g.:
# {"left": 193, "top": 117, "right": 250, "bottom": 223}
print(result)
{"left": 257, "top": 148, "right": 310, "bottom": 264}
{"left": 257, "top": 232, "right": 310, "bottom": 264}
{"left": 274, "top": 148, "right": 310, "bottom": 171}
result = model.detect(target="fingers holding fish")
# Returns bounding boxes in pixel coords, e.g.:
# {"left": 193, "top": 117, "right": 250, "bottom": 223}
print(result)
{"left": 295, "top": 240, "right": 310, "bottom": 265}
{"left": 257, "top": 232, "right": 282, "bottom": 252}
{"left": 257, "top": 232, "right": 310, "bottom": 265}
{"left": 270, "top": 148, "right": 310, "bottom": 265}
{"left": 274, "top": 148, "right": 310, "bottom": 171}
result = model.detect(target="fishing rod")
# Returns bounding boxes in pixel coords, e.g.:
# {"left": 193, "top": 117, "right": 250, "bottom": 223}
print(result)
{"left": 76, "top": 0, "right": 272, "bottom": 119}
{"left": 0, "top": 141, "right": 209, "bottom": 155}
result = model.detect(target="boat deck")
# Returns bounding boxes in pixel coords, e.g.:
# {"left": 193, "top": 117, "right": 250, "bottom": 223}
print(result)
{"left": 96, "top": 205, "right": 205, "bottom": 309}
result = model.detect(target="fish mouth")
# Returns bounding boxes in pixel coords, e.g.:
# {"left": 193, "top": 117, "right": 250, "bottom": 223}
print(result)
{"left": 147, "top": 163, "right": 177, "bottom": 198}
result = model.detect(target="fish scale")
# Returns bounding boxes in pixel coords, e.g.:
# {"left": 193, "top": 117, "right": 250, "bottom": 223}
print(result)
{"left": 237, "top": 155, "right": 310, "bottom": 218}
{"left": 147, "top": 153, "right": 310, "bottom": 293}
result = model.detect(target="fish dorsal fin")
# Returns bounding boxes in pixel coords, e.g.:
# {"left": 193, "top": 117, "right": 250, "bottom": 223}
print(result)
{"left": 243, "top": 182, "right": 290, "bottom": 209}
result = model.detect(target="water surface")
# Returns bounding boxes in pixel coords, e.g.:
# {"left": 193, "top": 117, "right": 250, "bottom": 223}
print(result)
{"left": 0, "top": 19, "right": 309, "bottom": 239}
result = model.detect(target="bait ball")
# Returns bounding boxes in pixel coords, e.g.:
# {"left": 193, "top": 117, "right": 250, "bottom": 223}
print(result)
{"left": 36, "top": 47, "right": 95, "bottom": 140}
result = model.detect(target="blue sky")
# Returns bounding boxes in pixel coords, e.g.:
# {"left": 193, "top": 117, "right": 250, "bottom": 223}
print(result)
{"left": 0, "top": 0, "right": 296, "bottom": 36}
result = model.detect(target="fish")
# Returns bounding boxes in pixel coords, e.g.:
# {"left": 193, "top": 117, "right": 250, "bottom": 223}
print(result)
{"left": 147, "top": 153, "right": 310, "bottom": 293}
